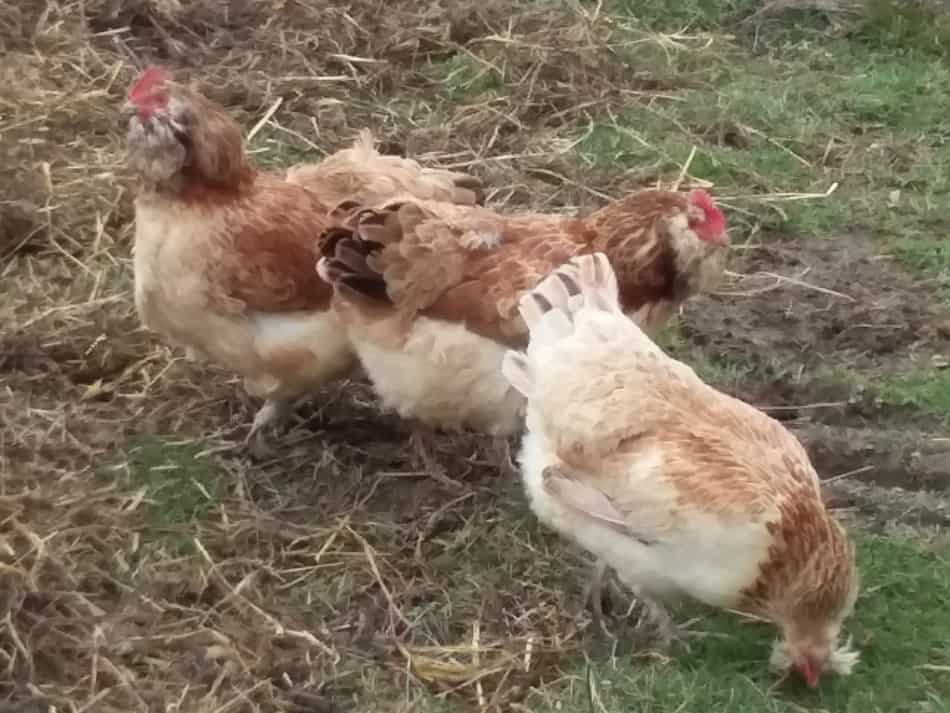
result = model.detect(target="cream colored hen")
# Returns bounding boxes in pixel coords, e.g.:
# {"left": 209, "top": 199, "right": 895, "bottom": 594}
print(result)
{"left": 501, "top": 253, "right": 860, "bottom": 688}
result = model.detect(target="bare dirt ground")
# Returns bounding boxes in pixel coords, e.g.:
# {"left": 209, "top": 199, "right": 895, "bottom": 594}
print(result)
{"left": 683, "top": 233, "right": 950, "bottom": 491}
{"left": 2, "top": 1, "right": 949, "bottom": 711}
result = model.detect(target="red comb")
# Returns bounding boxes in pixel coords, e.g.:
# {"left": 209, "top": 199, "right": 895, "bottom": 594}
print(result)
{"left": 688, "top": 188, "right": 715, "bottom": 210}
{"left": 688, "top": 188, "right": 727, "bottom": 238}
{"left": 129, "top": 66, "right": 170, "bottom": 103}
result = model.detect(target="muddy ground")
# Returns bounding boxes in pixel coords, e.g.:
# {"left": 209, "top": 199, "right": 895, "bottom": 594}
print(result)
{"left": 684, "top": 233, "right": 950, "bottom": 493}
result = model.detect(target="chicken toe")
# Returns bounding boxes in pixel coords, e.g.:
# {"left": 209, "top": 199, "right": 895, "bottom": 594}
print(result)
{"left": 632, "top": 591, "right": 692, "bottom": 653}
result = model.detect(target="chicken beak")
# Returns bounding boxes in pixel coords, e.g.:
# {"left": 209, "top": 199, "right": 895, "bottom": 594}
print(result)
{"left": 799, "top": 658, "right": 821, "bottom": 688}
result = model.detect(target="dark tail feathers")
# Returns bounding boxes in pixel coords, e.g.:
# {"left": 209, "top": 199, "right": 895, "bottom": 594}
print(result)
{"left": 318, "top": 219, "right": 391, "bottom": 305}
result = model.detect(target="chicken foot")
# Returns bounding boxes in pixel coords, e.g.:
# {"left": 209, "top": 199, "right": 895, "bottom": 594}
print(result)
{"left": 244, "top": 398, "right": 292, "bottom": 458}
{"left": 631, "top": 591, "right": 679, "bottom": 650}
{"left": 629, "top": 588, "right": 698, "bottom": 653}
{"left": 408, "top": 427, "right": 465, "bottom": 491}
{"left": 581, "top": 561, "right": 693, "bottom": 651}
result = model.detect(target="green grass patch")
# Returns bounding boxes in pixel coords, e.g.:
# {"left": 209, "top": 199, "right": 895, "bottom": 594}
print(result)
{"left": 658, "top": 341, "right": 950, "bottom": 425}
{"left": 892, "top": 236, "right": 950, "bottom": 303}
{"left": 249, "top": 133, "right": 322, "bottom": 170}
{"left": 524, "top": 534, "right": 950, "bottom": 712}
{"left": 609, "top": 0, "right": 762, "bottom": 29}
{"left": 859, "top": 0, "right": 950, "bottom": 57}
{"left": 575, "top": 0, "right": 950, "bottom": 271}
{"left": 107, "top": 436, "right": 220, "bottom": 529}
{"left": 894, "top": 238, "right": 950, "bottom": 281}
{"left": 875, "top": 370, "right": 950, "bottom": 423}
{"left": 433, "top": 54, "right": 505, "bottom": 101}
{"left": 655, "top": 329, "right": 784, "bottom": 391}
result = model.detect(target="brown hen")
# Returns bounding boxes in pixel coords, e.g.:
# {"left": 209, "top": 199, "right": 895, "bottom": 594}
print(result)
{"left": 316, "top": 189, "right": 728, "bottom": 474}
{"left": 124, "top": 66, "right": 482, "bottom": 453}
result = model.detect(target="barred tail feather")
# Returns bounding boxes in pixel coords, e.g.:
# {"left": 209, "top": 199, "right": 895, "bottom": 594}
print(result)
{"left": 501, "top": 253, "right": 620, "bottom": 398}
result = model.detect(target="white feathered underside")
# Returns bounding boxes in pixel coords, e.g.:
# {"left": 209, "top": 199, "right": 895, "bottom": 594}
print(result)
{"left": 352, "top": 316, "right": 526, "bottom": 436}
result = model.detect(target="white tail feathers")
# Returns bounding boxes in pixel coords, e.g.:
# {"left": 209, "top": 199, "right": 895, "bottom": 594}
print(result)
{"left": 501, "top": 253, "right": 621, "bottom": 398}
{"left": 516, "top": 252, "right": 620, "bottom": 331}
{"left": 517, "top": 253, "right": 620, "bottom": 329}
{"left": 576, "top": 252, "right": 620, "bottom": 312}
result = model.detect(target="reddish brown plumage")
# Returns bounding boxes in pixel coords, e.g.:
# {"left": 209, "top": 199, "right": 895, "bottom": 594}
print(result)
{"left": 127, "top": 66, "right": 485, "bottom": 317}
{"left": 739, "top": 457, "right": 858, "bottom": 627}
{"left": 319, "top": 188, "right": 729, "bottom": 346}
{"left": 129, "top": 75, "right": 335, "bottom": 314}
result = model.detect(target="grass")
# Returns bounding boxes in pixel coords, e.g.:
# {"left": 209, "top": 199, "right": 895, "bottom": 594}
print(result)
{"left": 574, "top": 0, "right": 950, "bottom": 281}
{"left": 876, "top": 371, "right": 950, "bottom": 423}
{"left": 101, "top": 436, "right": 221, "bottom": 555}
{"left": 895, "top": 238, "right": 950, "bottom": 300}
{"left": 568, "top": 0, "right": 950, "bottom": 423}
{"left": 658, "top": 340, "right": 950, "bottom": 426}
{"left": 523, "top": 535, "right": 950, "bottom": 713}
{"left": 112, "top": 436, "right": 220, "bottom": 528}
{"left": 347, "top": 528, "right": 950, "bottom": 713}
{"left": 436, "top": 55, "right": 505, "bottom": 101}
{"left": 860, "top": 0, "right": 950, "bottom": 54}
{"left": 4, "top": 0, "right": 950, "bottom": 711}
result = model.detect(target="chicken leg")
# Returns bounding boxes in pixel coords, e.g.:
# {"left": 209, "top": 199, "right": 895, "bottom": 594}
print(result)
{"left": 582, "top": 563, "right": 691, "bottom": 650}
{"left": 490, "top": 435, "right": 518, "bottom": 480}
{"left": 580, "top": 559, "right": 631, "bottom": 636}
{"left": 408, "top": 427, "right": 464, "bottom": 491}
{"left": 244, "top": 398, "right": 291, "bottom": 458}
{"left": 632, "top": 591, "right": 677, "bottom": 648}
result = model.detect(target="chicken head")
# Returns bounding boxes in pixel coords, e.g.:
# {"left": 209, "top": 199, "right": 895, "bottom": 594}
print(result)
{"left": 657, "top": 188, "right": 730, "bottom": 298}
{"left": 771, "top": 614, "right": 859, "bottom": 688}
{"left": 685, "top": 189, "right": 728, "bottom": 246}
{"left": 125, "top": 65, "right": 249, "bottom": 193}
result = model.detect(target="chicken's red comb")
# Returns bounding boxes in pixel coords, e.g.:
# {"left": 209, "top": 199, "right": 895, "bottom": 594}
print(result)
{"left": 688, "top": 188, "right": 716, "bottom": 212}
{"left": 129, "top": 66, "right": 170, "bottom": 103}
{"left": 688, "top": 188, "right": 727, "bottom": 235}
